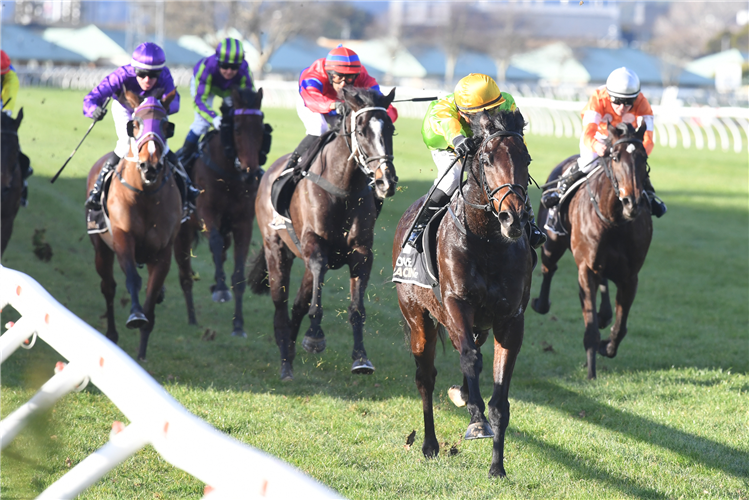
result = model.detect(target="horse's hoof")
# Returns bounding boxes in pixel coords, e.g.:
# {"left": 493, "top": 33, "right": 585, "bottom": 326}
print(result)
{"left": 464, "top": 421, "right": 494, "bottom": 440}
{"left": 422, "top": 444, "right": 439, "bottom": 459}
{"left": 531, "top": 297, "right": 550, "bottom": 315}
{"left": 489, "top": 465, "right": 507, "bottom": 478}
{"left": 447, "top": 385, "right": 467, "bottom": 407}
{"left": 156, "top": 286, "right": 166, "bottom": 304}
{"left": 280, "top": 362, "right": 293, "bottom": 382}
{"left": 212, "top": 289, "right": 233, "bottom": 303}
{"left": 598, "top": 340, "right": 616, "bottom": 358}
{"left": 351, "top": 358, "right": 375, "bottom": 375}
{"left": 126, "top": 312, "right": 148, "bottom": 330}
{"left": 302, "top": 335, "right": 326, "bottom": 354}
{"left": 231, "top": 330, "right": 247, "bottom": 338}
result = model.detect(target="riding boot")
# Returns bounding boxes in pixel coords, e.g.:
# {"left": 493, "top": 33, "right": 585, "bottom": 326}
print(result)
{"left": 643, "top": 175, "right": 667, "bottom": 218}
{"left": 406, "top": 189, "right": 451, "bottom": 251}
{"left": 525, "top": 202, "right": 546, "bottom": 249}
{"left": 85, "top": 152, "right": 120, "bottom": 210}
{"left": 167, "top": 150, "right": 199, "bottom": 217}
{"left": 288, "top": 134, "right": 318, "bottom": 178}
{"left": 542, "top": 164, "right": 586, "bottom": 236}
{"left": 176, "top": 131, "right": 199, "bottom": 170}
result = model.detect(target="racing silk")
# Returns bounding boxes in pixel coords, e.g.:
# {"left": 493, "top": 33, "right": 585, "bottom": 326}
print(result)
{"left": 1, "top": 65, "right": 19, "bottom": 114}
{"left": 421, "top": 91, "right": 516, "bottom": 150}
{"left": 192, "top": 54, "right": 254, "bottom": 121}
{"left": 298, "top": 58, "right": 398, "bottom": 123}
{"left": 83, "top": 65, "right": 180, "bottom": 118}
{"left": 581, "top": 86, "right": 654, "bottom": 155}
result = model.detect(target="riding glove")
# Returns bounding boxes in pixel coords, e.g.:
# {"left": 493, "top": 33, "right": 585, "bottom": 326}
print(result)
{"left": 212, "top": 115, "right": 222, "bottom": 130}
{"left": 92, "top": 105, "right": 108, "bottom": 121}
{"left": 452, "top": 135, "right": 477, "bottom": 157}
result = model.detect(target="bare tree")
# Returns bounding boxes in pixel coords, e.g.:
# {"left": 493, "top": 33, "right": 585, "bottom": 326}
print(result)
{"left": 164, "top": 1, "right": 217, "bottom": 40}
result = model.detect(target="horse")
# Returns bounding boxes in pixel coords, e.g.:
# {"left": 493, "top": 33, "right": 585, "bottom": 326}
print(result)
{"left": 248, "top": 86, "right": 398, "bottom": 381}
{"left": 531, "top": 122, "right": 653, "bottom": 380}
{"left": 87, "top": 90, "right": 181, "bottom": 361}
{"left": 1, "top": 110, "right": 24, "bottom": 255}
{"left": 174, "top": 87, "right": 265, "bottom": 337}
{"left": 393, "top": 109, "right": 534, "bottom": 478}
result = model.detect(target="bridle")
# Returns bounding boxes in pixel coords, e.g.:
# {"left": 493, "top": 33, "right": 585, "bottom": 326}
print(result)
{"left": 341, "top": 105, "right": 397, "bottom": 185}
{"left": 459, "top": 130, "right": 529, "bottom": 220}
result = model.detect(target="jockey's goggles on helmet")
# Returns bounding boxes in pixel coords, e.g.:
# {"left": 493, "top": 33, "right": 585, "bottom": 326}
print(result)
{"left": 330, "top": 73, "right": 358, "bottom": 84}
{"left": 220, "top": 62, "right": 240, "bottom": 71}
{"left": 136, "top": 69, "right": 162, "bottom": 79}
{"left": 611, "top": 96, "right": 635, "bottom": 106}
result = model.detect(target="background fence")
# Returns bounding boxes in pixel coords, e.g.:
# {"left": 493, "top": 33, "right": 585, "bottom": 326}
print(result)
{"left": 15, "top": 66, "right": 749, "bottom": 154}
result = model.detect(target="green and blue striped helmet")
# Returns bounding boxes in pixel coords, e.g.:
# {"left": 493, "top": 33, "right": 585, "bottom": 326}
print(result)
{"left": 215, "top": 38, "right": 244, "bottom": 65}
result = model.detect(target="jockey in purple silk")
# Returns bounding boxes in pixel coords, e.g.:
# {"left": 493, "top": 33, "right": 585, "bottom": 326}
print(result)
{"left": 83, "top": 42, "right": 198, "bottom": 214}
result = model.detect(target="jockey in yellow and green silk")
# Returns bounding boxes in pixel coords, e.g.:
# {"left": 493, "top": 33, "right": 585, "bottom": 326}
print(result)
{"left": 2, "top": 50, "right": 33, "bottom": 207}
{"left": 407, "top": 73, "right": 545, "bottom": 250}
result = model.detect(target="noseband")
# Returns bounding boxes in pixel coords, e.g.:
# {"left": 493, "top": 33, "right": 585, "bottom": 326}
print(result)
{"left": 460, "top": 130, "right": 529, "bottom": 219}
{"left": 342, "top": 106, "right": 396, "bottom": 184}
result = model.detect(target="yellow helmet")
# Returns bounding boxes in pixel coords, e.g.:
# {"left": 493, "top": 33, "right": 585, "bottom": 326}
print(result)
{"left": 454, "top": 74, "right": 505, "bottom": 114}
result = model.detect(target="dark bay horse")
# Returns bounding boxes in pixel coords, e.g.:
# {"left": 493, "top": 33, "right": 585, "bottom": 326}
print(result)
{"left": 531, "top": 122, "right": 653, "bottom": 379}
{"left": 1, "top": 110, "right": 24, "bottom": 255}
{"left": 249, "top": 86, "right": 398, "bottom": 381}
{"left": 393, "top": 110, "right": 534, "bottom": 478}
{"left": 174, "top": 87, "right": 265, "bottom": 337}
{"left": 88, "top": 90, "right": 181, "bottom": 361}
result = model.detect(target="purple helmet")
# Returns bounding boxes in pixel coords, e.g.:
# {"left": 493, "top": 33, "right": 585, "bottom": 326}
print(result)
{"left": 131, "top": 42, "right": 166, "bottom": 71}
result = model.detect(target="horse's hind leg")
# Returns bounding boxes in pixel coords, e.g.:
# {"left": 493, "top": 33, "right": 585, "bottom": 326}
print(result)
{"left": 301, "top": 237, "right": 328, "bottom": 354}
{"left": 348, "top": 248, "right": 374, "bottom": 374}
{"left": 137, "top": 247, "right": 173, "bottom": 361}
{"left": 174, "top": 222, "right": 197, "bottom": 325}
{"left": 208, "top": 226, "right": 232, "bottom": 303}
{"left": 599, "top": 276, "right": 637, "bottom": 359}
{"left": 487, "top": 314, "right": 523, "bottom": 478}
{"left": 531, "top": 234, "right": 568, "bottom": 314}
{"left": 578, "top": 266, "right": 601, "bottom": 379}
{"left": 91, "top": 235, "right": 118, "bottom": 343}
{"left": 597, "top": 278, "right": 613, "bottom": 329}
{"left": 265, "top": 237, "right": 295, "bottom": 381}
{"left": 229, "top": 222, "right": 253, "bottom": 338}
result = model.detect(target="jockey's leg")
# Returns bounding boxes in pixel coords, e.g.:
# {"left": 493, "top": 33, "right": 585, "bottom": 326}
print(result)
{"left": 643, "top": 175, "right": 667, "bottom": 218}
{"left": 86, "top": 101, "right": 131, "bottom": 210}
{"left": 542, "top": 153, "right": 596, "bottom": 236}
{"left": 525, "top": 202, "right": 547, "bottom": 249}
{"left": 289, "top": 94, "right": 329, "bottom": 175}
{"left": 166, "top": 149, "right": 199, "bottom": 218}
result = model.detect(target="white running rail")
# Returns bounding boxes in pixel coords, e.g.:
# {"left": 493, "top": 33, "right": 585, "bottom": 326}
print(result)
{"left": 0, "top": 265, "right": 344, "bottom": 500}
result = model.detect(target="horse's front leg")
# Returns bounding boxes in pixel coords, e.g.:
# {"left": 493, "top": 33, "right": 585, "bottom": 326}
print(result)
{"left": 599, "top": 275, "right": 638, "bottom": 358}
{"left": 229, "top": 221, "right": 253, "bottom": 338}
{"left": 487, "top": 314, "right": 524, "bottom": 478}
{"left": 174, "top": 221, "right": 197, "bottom": 325}
{"left": 531, "top": 235, "right": 568, "bottom": 314}
{"left": 114, "top": 235, "right": 146, "bottom": 330}
{"left": 137, "top": 245, "right": 173, "bottom": 361}
{"left": 208, "top": 225, "right": 232, "bottom": 303}
{"left": 578, "top": 266, "right": 601, "bottom": 379}
{"left": 348, "top": 247, "right": 374, "bottom": 374}
{"left": 444, "top": 297, "right": 492, "bottom": 439}
{"left": 91, "top": 234, "right": 118, "bottom": 343}
{"left": 301, "top": 235, "right": 328, "bottom": 354}
{"left": 265, "top": 236, "right": 295, "bottom": 381}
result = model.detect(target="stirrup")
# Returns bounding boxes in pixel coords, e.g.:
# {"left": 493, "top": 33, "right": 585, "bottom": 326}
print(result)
{"left": 543, "top": 208, "right": 567, "bottom": 236}
{"left": 406, "top": 225, "right": 426, "bottom": 251}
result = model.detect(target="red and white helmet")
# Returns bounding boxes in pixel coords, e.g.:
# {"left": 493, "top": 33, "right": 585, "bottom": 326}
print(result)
{"left": 324, "top": 45, "right": 361, "bottom": 75}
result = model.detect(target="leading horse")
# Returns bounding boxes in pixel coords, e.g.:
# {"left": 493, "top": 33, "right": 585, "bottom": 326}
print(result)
{"left": 87, "top": 90, "right": 181, "bottom": 361}
{"left": 393, "top": 109, "right": 534, "bottom": 478}
{"left": 249, "top": 86, "right": 398, "bottom": 381}
{"left": 174, "top": 87, "right": 265, "bottom": 337}
{"left": 1, "top": 110, "right": 24, "bottom": 255}
{"left": 531, "top": 122, "right": 653, "bottom": 379}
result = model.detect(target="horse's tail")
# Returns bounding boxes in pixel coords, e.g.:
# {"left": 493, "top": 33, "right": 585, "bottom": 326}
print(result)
{"left": 248, "top": 247, "right": 270, "bottom": 295}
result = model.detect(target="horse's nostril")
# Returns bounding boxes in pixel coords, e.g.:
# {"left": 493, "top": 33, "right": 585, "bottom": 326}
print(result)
{"left": 498, "top": 212, "right": 513, "bottom": 225}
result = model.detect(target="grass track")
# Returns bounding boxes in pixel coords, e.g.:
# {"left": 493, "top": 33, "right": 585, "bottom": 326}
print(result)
{"left": 1, "top": 87, "right": 748, "bottom": 499}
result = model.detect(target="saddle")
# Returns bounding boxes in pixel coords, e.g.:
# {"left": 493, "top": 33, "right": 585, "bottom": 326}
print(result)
{"left": 542, "top": 159, "right": 599, "bottom": 214}
{"left": 392, "top": 205, "right": 449, "bottom": 302}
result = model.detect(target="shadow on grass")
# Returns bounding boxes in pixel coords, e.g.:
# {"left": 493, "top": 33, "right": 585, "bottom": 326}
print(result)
{"left": 514, "top": 379, "right": 749, "bottom": 480}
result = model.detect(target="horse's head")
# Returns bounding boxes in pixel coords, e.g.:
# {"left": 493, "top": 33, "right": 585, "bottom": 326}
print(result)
{"left": 605, "top": 122, "right": 649, "bottom": 220}
{"left": 224, "top": 86, "right": 265, "bottom": 179}
{"left": 340, "top": 86, "right": 398, "bottom": 199}
{"left": 123, "top": 91, "right": 176, "bottom": 186}
{"left": 468, "top": 109, "right": 532, "bottom": 241}
{"left": 1, "top": 109, "right": 22, "bottom": 193}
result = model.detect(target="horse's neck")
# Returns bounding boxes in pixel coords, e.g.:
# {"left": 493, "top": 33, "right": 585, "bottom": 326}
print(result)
{"left": 459, "top": 177, "right": 503, "bottom": 241}
{"left": 590, "top": 169, "right": 620, "bottom": 219}
{"left": 316, "top": 135, "right": 366, "bottom": 191}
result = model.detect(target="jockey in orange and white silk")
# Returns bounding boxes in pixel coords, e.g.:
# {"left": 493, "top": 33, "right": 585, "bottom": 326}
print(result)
{"left": 578, "top": 86, "right": 654, "bottom": 172}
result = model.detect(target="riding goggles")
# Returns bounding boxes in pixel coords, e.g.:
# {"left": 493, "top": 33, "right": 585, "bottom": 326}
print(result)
{"left": 136, "top": 69, "right": 162, "bottom": 79}
{"left": 331, "top": 73, "right": 358, "bottom": 84}
{"left": 611, "top": 96, "right": 635, "bottom": 106}
{"left": 220, "top": 62, "right": 240, "bottom": 70}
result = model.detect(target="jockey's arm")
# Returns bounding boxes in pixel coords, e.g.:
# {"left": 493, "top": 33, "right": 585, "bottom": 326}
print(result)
{"left": 83, "top": 69, "right": 126, "bottom": 118}
{"left": 193, "top": 60, "right": 218, "bottom": 121}
{"left": 2, "top": 70, "right": 19, "bottom": 114}
{"left": 633, "top": 97, "right": 655, "bottom": 155}
{"left": 299, "top": 78, "right": 336, "bottom": 115}
{"left": 431, "top": 99, "right": 465, "bottom": 147}
{"left": 238, "top": 62, "right": 256, "bottom": 92}
{"left": 160, "top": 69, "right": 180, "bottom": 115}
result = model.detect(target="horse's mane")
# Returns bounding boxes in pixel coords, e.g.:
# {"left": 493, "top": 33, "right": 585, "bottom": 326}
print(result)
{"left": 467, "top": 109, "right": 526, "bottom": 141}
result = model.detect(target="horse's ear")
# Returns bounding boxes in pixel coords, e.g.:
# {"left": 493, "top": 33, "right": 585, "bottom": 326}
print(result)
{"left": 382, "top": 87, "right": 395, "bottom": 108}
{"left": 15, "top": 107, "right": 23, "bottom": 128}
{"left": 126, "top": 120, "right": 136, "bottom": 138}
{"left": 160, "top": 89, "right": 177, "bottom": 109}
{"left": 635, "top": 121, "right": 647, "bottom": 141}
{"left": 162, "top": 120, "right": 175, "bottom": 139}
{"left": 256, "top": 87, "right": 263, "bottom": 105}
{"left": 607, "top": 122, "right": 620, "bottom": 140}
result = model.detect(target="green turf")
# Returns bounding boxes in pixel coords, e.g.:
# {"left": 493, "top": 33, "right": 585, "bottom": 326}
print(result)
{"left": 2, "top": 87, "right": 748, "bottom": 499}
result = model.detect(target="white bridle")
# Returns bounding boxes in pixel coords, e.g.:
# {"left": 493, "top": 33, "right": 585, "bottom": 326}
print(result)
{"left": 346, "top": 106, "right": 393, "bottom": 179}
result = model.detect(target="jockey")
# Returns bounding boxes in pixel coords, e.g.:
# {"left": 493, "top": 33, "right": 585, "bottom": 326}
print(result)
{"left": 406, "top": 73, "right": 545, "bottom": 250}
{"left": 177, "top": 37, "right": 255, "bottom": 164}
{"left": 2, "top": 50, "right": 33, "bottom": 207}
{"left": 288, "top": 45, "right": 398, "bottom": 173}
{"left": 542, "top": 67, "right": 666, "bottom": 235}
{"left": 83, "top": 42, "right": 198, "bottom": 214}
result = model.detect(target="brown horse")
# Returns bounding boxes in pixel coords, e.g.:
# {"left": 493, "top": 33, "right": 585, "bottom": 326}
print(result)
{"left": 1, "top": 110, "right": 24, "bottom": 255}
{"left": 87, "top": 90, "right": 181, "bottom": 361}
{"left": 531, "top": 122, "right": 653, "bottom": 380}
{"left": 174, "top": 87, "right": 265, "bottom": 337}
{"left": 393, "top": 109, "right": 533, "bottom": 478}
{"left": 249, "top": 86, "right": 397, "bottom": 381}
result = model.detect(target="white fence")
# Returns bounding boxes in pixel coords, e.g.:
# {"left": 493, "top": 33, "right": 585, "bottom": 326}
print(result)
{"left": 0, "top": 265, "right": 344, "bottom": 500}
{"left": 16, "top": 66, "right": 749, "bottom": 153}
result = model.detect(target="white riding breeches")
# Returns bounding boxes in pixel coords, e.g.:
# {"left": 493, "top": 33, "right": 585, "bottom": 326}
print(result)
{"left": 296, "top": 93, "right": 329, "bottom": 137}
{"left": 431, "top": 148, "right": 461, "bottom": 195}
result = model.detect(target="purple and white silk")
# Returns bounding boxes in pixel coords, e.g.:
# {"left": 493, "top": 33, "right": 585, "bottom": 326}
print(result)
{"left": 131, "top": 42, "right": 166, "bottom": 70}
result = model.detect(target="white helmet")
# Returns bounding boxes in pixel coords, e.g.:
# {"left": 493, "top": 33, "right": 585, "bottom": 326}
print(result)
{"left": 606, "top": 67, "right": 640, "bottom": 99}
